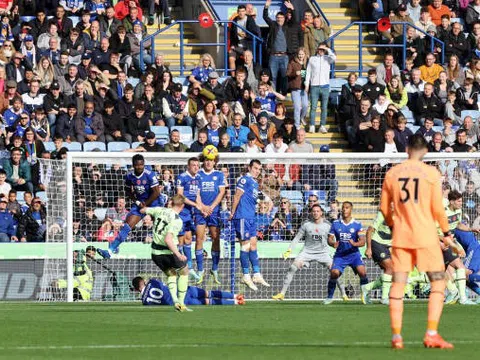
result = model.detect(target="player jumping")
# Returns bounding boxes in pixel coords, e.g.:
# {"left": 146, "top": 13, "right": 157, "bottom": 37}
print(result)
{"left": 140, "top": 194, "right": 191, "bottom": 312}
{"left": 325, "top": 201, "right": 370, "bottom": 305}
{"left": 195, "top": 153, "right": 225, "bottom": 285}
{"left": 441, "top": 190, "right": 476, "bottom": 305}
{"left": 176, "top": 157, "right": 201, "bottom": 281}
{"left": 132, "top": 276, "right": 245, "bottom": 306}
{"left": 364, "top": 211, "right": 393, "bottom": 305}
{"left": 230, "top": 159, "right": 270, "bottom": 291}
{"left": 98, "top": 154, "right": 160, "bottom": 258}
{"left": 272, "top": 204, "right": 348, "bottom": 301}
{"left": 381, "top": 134, "right": 457, "bottom": 349}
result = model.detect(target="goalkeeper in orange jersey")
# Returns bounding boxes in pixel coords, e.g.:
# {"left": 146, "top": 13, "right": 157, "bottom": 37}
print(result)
{"left": 380, "top": 134, "right": 457, "bottom": 350}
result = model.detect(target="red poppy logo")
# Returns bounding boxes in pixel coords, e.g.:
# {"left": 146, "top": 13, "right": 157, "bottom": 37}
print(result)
{"left": 377, "top": 17, "right": 391, "bottom": 32}
{"left": 198, "top": 12, "right": 214, "bottom": 28}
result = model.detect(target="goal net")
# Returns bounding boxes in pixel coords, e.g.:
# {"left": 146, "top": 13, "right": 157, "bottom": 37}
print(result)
{"left": 3, "top": 152, "right": 478, "bottom": 302}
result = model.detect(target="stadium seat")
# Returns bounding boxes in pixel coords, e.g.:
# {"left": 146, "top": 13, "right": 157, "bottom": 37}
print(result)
{"left": 94, "top": 208, "right": 108, "bottom": 221}
{"left": 303, "top": 190, "right": 327, "bottom": 204}
{"left": 36, "top": 191, "right": 48, "bottom": 203}
{"left": 356, "top": 77, "right": 368, "bottom": 86}
{"left": 43, "top": 142, "right": 55, "bottom": 152}
{"left": 107, "top": 142, "right": 131, "bottom": 152}
{"left": 128, "top": 77, "right": 140, "bottom": 88}
{"left": 158, "top": 139, "right": 168, "bottom": 146}
{"left": 83, "top": 141, "right": 107, "bottom": 152}
{"left": 16, "top": 191, "right": 25, "bottom": 204}
{"left": 401, "top": 108, "right": 415, "bottom": 124}
{"left": 131, "top": 141, "right": 141, "bottom": 149}
{"left": 407, "top": 124, "right": 420, "bottom": 133}
{"left": 20, "top": 16, "right": 35, "bottom": 23}
{"left": 280, "top": 190, "right": 303, "bottom": 205}
{"left": 183, "top": 140, "right": 194, "bottom": 147}
{"left": 329, "top": 78, "right": 347, "bottom": 107}
{"left": 151, "top": 126, "right": 169, "bottom": 139}
{"left": 172, "top": 126, "right": 193, "bottom": 142}
{"left": 432, "top": 126, "right": 444, "bottom": 133}
{"left": 461, "top": 110, "right": 480, "bottom": 123}
{"left": 63, "top": 142, "right": 82, "bottom": 151}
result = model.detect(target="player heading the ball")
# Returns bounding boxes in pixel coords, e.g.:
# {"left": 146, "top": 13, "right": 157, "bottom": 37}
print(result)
{"left": 97, "top": 154, "right": 161, "bottom": 259}
{"left": 230, "top": 159, "right": 270, "bottom": 291}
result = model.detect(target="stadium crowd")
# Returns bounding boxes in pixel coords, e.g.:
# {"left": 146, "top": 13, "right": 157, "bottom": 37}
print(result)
{"left": 1, "top": 0, "right": 480, "bottom": 243}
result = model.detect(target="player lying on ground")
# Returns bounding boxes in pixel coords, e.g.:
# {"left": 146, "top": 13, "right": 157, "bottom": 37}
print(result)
{"left": 441, "top": 190, "right": 476, "bottom": 305}
{"left": 380, "top": 134, "right": 456, "bottom": 349}
{"left": 194, "top": 152, "right": 225, "bottom": 285}
{"left": 272, "top": 204, "right": 348, "bottom": 301}
{"left": 132, "top": 276, "right": 245, "bottom": 305}
{"left": 230, "top": 159, "right": 270, "bottom": 291}
{"left": 97, "top": 154, "right": 160, "bottom": 259}
{"left": 325, "top": 201, "right": 371, "bottom": 305}
{"left": 141, "top": 194, "right": 192, "bottom": 312}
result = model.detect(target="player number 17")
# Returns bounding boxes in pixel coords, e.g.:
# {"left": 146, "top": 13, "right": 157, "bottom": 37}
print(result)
{"left": 398, "top": 177, "right": 419, "bottom": 203}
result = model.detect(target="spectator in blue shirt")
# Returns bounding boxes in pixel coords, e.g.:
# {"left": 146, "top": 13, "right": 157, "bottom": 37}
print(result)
{"left": 0, "top": 196, "right": 16, "bottom": 242}
{"left": 255, "top": 81, "right": 286, "bottom": 116}
{"left": 189, "top": 53, "right": 216, "bottom": 85}
{"left": 227, "top": 113, "right": 250, "bottom": 149}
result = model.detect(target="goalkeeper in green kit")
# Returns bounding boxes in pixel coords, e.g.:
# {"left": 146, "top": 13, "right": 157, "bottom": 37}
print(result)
{"left": 140, "top": 194, "right": 192, "bottom": 312}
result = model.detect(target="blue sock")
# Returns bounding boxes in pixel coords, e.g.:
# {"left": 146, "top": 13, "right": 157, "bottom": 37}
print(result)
{"left": 195, "top": 249, "right": 204, "bottom": 272}
{"left": 360, "top": 277, "right": 369, "bottom": 286}
{"left": 211, "top": 250, "right": 220, "bottom": 271}
{"left": 240, "top": 251, "right": 250, "bottom": 274}
{"left": 210, "top": 298, "right": 235, "bottom": 305}
{"left": 184, "top": 244, "right": 192, "bottom": 269}
{"left": 327, "top": 279, "right": 337, "bottom": 299}
{"left": 468, "top": 273, "right": 480, "bottom": 295}
{"left": 249, "top": 250, "right": 260, "bottom": 274}
{"left": 109, "top": 223, "right": 131, "bottom": 252}
{"left": 178, "top": 245, "right": 184, "bottom": 254}
{"left": 210, "top": 290, "right": 234, "bottom": 299}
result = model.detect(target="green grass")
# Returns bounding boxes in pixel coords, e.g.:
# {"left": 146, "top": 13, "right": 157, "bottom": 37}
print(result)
{"left": 1, "top": 302, "right": 479, "bottom": 359}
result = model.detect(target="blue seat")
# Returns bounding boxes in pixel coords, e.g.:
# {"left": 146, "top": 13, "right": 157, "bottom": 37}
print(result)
{"left": 20, "top": 16, "right": 35, "bottom": 23}
{"left": 151, "top": 126, "right": 169, "bottom": 139}
{"left": 107, "top": 141, "right": 131, "bottom": 152}
{"left": 401, "top": 108, "right": 415, "bottom": 123}
{"left": 64, "top": 142, "right": 82, "bottom": 151}
{"left": 303, "top": 190, "right": 327, "bottom": 204}
{"left": 171, "top": 126, "right": 193, "bottom": 142}
{"left": 16, "top": 191, "right": 25, "bottom": 204}
{"left": 407, "top": 124, "right": 420, "bottom": 134}
{"left": 461, "top": 110, "right": 480, "bottom": 123}
{"left": 36, "top": 191, "right": 48, "bottom": 203}
{"left": 131, "top": 141, "right": 142, "bottom": 149}
{"left": 43, "top": 141, "right": 55, "bottom": 152}
{"left": 356, "top": 77, "right": 368, "bottom": 86}
{"left": 173, "top": 76, "right": 189, "bottom": 86}
{"left": 157, "top": 139, "right": 168, "bottom": 146}
{"left": 128, "top": 77, "right": 140, "bottom": 88}
{"left": 280, "top": 190, "right": 303, "bottom": 205}
{"left": 329, "top": 78, "right": 348, "bottom": 92}
{"left": 83, "top": 141, "right": 106, "bottom": 152}
{"left": 432, "top": 126, "right": 444, "bottom": 133}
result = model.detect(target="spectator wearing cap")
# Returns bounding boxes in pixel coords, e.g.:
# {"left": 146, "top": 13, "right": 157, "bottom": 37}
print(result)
{"left": 75, "top": 100, "right": 105, "bottom": 143}
{"left": 444, "top": 21, "right": 469, "bottom": 63}
{"left": 126, "top": 102, "right": 150, "bottom": 144}
{"left": 2, "top": 147, "right": 33, "bottom": 193}
{"left": 381, "top": 4, "right": 414, "bottom": 42}
{"left": 94, "top": 82, "right": 117, "bottom": 111}
{"left": 55, "top": 104, "right": 78, "bottom": 141}
{"left": 19, "top": 34, "right": 38, "bottom": 69}
{"left": 189, "top": 53, "right": 216, "bottom": 85}
{"left": 99, "top": 6, "right": 122, "bottom": 37}
{"left": 0, "top": 195, "right": 16, "bottom": 242}
{"left": 6, "top": 51, "right": 28, "bottom": 82}
{"left": 226, "top": 112, "right": 250, "bottom": 148}
{"left": 44, "top": 80, "right": 69, "bottom": 133}
{"left": 129, "top": 130, "right": 164, "bottom": 152}
{"left": 127, "top": 20, "right": 152, "bottom": 70}
{"left": 189, "top": 129, "right": 211, "bottom": 152}
{"left": 428, "top": 0, "right": 455, "bottom": 26}
{"left": 415, "top": 7, "right": 435, "bottom": 38}
{"left": 202, "top": 71, "right": 225, "bottom": 105}
{"left": 78, "top": 53, "right": 92, "bottom": 79}
{"left": 60, "top": 27, "right": 85, "bottom": 64}
{"left": 37, "top": 22, "right": 61, "bottom": 52}
{"left": 17, "top": 196, "right": 47, "bottom": 242}
{"left": 102, "top": 100, "right": 127, "bottom": 143}
{"left": 243, "top": 131, "right": 262, "bottom": 153}
{"left": 53, "top": 5, "right": 74, "bottom": 38}
{"left": 164, "top": 129, "right": 189, "bottom": 152}
{"left": 249, "top": 110, "right": 276, "bottom": 150}
{"left": 163, "top": 82, "right": 193, "bottom": 128}
{"left": 0, "top": 80, "right": 18, "bottom": 112}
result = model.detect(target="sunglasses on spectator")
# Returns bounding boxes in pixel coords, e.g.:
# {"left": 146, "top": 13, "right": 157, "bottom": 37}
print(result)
{"left": 281, "top": 201, "right": 289, "bottom": 204}
{"left": 3, "top": 45, "right": 11, "bottom": 48}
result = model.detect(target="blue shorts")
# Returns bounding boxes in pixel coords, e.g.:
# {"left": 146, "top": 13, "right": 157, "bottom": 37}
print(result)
{"left": 128, "top": 204, "right": 146, "bottom": 218}
{"left": 179, "top": 211, "right": 195, "bottom": 236}
{"left": 195, "top": 210, "right": 221, "bottom": 227}
{"left": 332, "top": 252, "right": 365, "bottom": 274}
{"left": 185, "top": 286, "right": 207, "bottom": 305}
{"left": 233, "top": 219, "right": 257, "bottom": 241}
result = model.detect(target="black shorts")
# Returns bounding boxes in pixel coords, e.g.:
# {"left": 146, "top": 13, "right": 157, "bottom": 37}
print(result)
{"left": 371, "top": 240, "right": 392, "bottom": 264}
{"left": 442, "top": 248, "right": 458, "bottom": 266}
{"left": 152, "top": 254, "right": 187, "bottom": 273}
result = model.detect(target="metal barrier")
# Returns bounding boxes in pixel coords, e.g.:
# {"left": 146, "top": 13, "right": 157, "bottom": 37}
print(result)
{"left": 139, "top": 20, "right": 263, "bottom": 75}
{"left": 326, "top": 21, "right": 445, "bottom": 77}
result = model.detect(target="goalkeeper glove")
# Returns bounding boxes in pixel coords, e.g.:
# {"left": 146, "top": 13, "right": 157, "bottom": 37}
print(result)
{"left": 282, "top": 249, "right": 291, "bottom": 260}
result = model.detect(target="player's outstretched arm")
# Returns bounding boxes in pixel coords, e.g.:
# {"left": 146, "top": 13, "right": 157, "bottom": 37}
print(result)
{"left": 283, "top": 224, "right": 305, "bottom": 259}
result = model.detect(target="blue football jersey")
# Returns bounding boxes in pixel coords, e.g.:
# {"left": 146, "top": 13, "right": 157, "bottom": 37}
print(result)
{"left": 207, "top": 128, "right": 220, "bottom": 147}
{"left": 141, "top": 279, "right": 174, "bottom": 306}
{"left": 329, "top": 219, "right": 364, "bottom": 256}
{"left": 256, "top": 93, "right": 277, "bottom": 113}
{"left": 177, "top": 171, "right": 201, "bottom": 215}
{"left": 198, "top": 169, "right": 225, "bottom": 208}
{"left": 233, "top": 173, "right": 259, "bottom": 220}
{"left": 125, "top": 169, "right": 160, "bottom": 205}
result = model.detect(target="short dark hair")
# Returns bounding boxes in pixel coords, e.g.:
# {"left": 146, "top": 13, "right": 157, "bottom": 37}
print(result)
{"left": 188, "top": 157, "right": 199, "bottom": 165}
{"left": 343, "top": 201, "right": 353, "bottom": 208}
{"left": 310, "top": 203, "right": 324, "bottom": 212}
{"left": 407, "top": 134, "right": 428, "bottom": 150}
{"left": 237, "top": 5, "right": 246, "bottom": 11}
{"left": 0, "top": 169, "right": 6, "bottom": 176}
{"left": 132, "top": 276, "right": 143, "bottom": 291}
{"left": 367, "top": 68, "right": 377, "bottom": 76}
{"left": 249, "top": 159, "right": 261, "bottom": 167}
{"left": 132, "top": 154, "right": 144, "bottom": 164}
{"left": 448, "top": 190, "right": 462, "bottom": 202}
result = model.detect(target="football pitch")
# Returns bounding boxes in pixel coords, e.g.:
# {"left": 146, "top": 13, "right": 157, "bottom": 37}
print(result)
{"left": 1, "top": 302, "right": 479, "bottom": 360}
